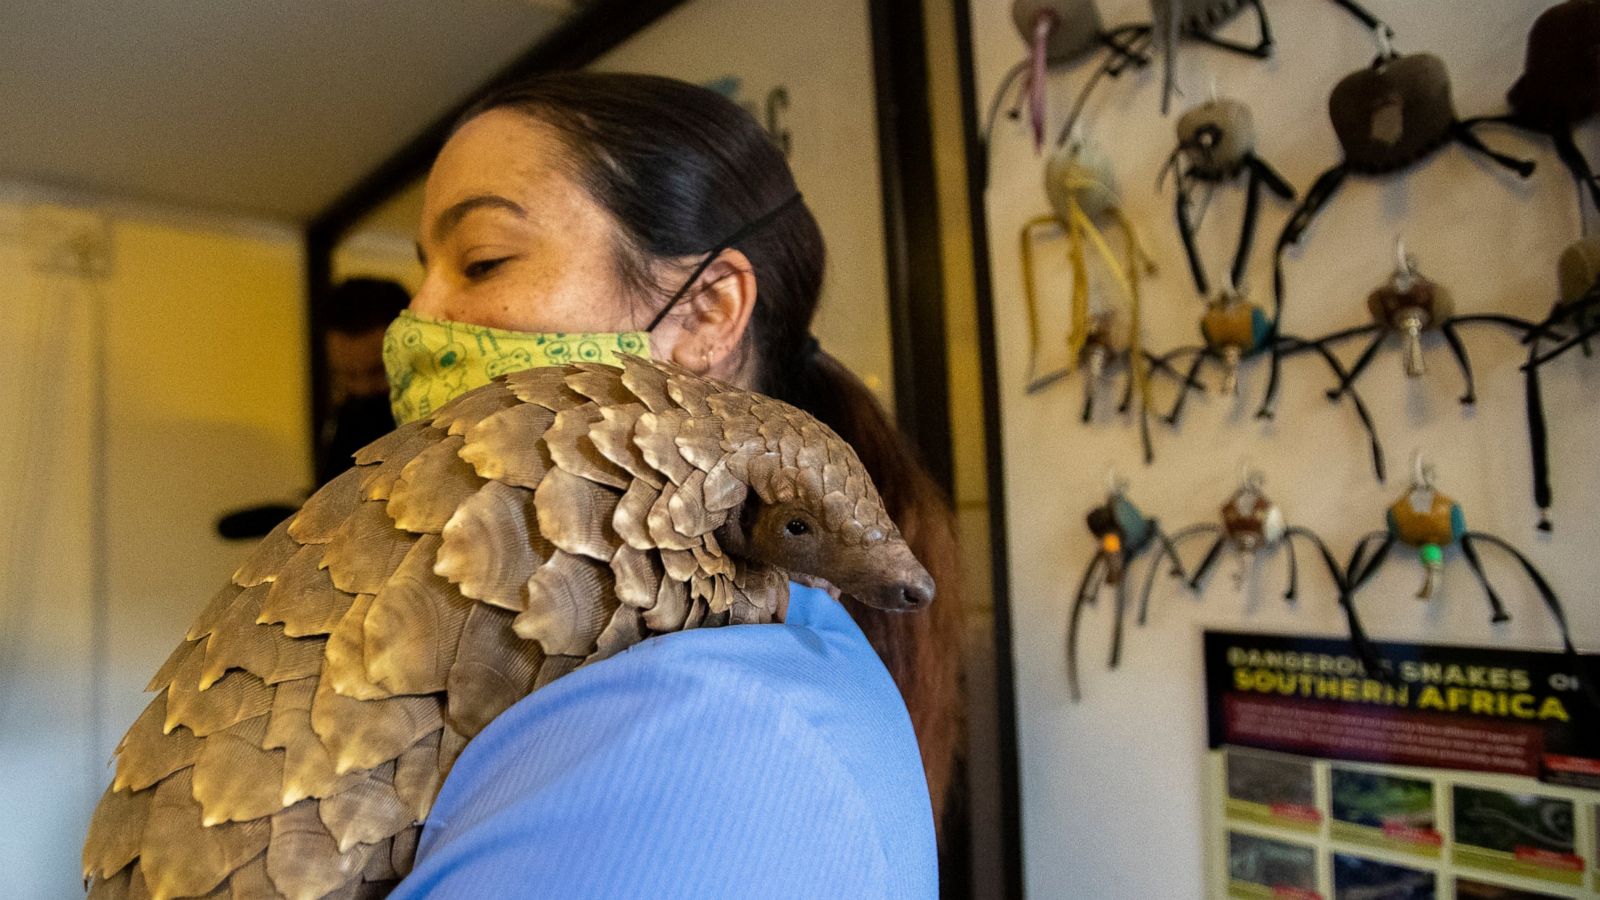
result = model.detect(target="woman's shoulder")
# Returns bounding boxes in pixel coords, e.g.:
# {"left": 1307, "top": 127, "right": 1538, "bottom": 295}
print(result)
{"left": 491, "top": 583, "right": 914, "bottom": 745}
{"left": 394, "top": 584, "right": 936, "bottom": 899}
{"left": 621, "top": 583, "right": 914, "bottom": 731}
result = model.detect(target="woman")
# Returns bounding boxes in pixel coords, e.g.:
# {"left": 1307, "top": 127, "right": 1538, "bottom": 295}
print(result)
{"left": 385, "top": 72, "right": 964, "bottom": 897}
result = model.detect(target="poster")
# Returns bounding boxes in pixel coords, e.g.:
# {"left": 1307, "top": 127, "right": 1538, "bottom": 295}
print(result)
{"left": 1453, "top": 879, "right": 1564, "bottom": 899}
{"left": 1451, "top": 787, "right": 1582, "bottom": 886}
{"left": 1228, "top": 750, "right": 1322, "bottom": 832}
{"left": 1205, "top": 631, "right": 1600, "bottom": 898}
{"left": 1204, "top": 632, "right": 1600, "bottom": 790}
{"left": 1330, "top": 768, "right": 1442, "bottom": 857}
{"left": 1228, "top": 831, "right": 1321, "bottom": 899}
{"left": 1332, "top": 853, "right": 1436, "bottom": 899}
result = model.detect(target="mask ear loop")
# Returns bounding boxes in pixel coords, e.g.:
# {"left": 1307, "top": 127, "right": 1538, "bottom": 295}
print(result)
{"left": 644, "top": 193, "right": 805, "bottom": 333}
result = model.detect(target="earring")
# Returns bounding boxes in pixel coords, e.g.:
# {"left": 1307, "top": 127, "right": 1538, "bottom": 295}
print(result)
{"left": 702, "top": 347, "right": 714, "bottom": 370}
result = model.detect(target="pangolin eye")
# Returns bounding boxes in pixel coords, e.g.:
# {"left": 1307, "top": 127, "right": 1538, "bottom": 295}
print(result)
{"left": 784, "top": 519, "right": 810, "bottom": 536}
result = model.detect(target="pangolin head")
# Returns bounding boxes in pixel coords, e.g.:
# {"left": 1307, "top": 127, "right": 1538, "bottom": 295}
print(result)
{"left": 708, "top": 392, "right": 935, "bottom": 613}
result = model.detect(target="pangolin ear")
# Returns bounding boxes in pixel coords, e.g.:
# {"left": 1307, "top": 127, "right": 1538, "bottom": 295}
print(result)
{"left": 714, "top": 494, "right": 760, "bottom": 556}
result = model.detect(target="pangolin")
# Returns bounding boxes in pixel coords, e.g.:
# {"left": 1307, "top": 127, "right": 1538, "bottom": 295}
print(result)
{"left": 83, "top": 355, "right": 934, "bottom": 900}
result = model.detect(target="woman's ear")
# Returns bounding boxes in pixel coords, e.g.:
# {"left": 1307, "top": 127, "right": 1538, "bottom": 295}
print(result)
{"left": 658, "top": 248, "right": 758, "bottom": 376}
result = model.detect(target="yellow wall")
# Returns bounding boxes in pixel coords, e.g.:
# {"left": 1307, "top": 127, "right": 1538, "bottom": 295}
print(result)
{"left": 100, "top": 207, "right": 310, "bottom": 716}
{"left": 0, "top": 186, "right": 308, "bottom": 898}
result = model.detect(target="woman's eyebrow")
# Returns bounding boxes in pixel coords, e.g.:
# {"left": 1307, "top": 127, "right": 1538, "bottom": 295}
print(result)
{"left": 430, "top": 194, "right": 528, "bottom": 244}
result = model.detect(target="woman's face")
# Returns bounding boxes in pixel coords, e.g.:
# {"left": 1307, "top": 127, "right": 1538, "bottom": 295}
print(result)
{"left": 411, "top": 109, "right": 641, "bottom": 334}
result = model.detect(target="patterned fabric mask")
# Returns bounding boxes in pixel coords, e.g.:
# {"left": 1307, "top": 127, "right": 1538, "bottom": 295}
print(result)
{"left": 383, "top": 192, "right": 806, "bottom": 425}
{"left": 382, "top": 310, "right": 648, "bottom": 424}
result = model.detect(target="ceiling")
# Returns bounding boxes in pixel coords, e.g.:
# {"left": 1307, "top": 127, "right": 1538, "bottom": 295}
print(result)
{"left": 0, "top": 1, "right": 572, "bottom": 223}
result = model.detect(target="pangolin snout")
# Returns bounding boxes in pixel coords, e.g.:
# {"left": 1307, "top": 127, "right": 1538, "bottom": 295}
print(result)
{"left": 899, "top": 568, "right": 936, "bottom": 610}
{"left": 855, "top": 553, "right": 935, "bottom": 612}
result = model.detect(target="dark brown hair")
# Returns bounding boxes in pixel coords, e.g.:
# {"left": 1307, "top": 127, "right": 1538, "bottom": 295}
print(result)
{"left": 459, "top": 72, "right": 966, "bottom": 831}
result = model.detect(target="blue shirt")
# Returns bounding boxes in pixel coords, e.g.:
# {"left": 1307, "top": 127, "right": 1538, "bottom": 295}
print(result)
{"left": 391, "top": 584, "right": 937, "bottom": 899}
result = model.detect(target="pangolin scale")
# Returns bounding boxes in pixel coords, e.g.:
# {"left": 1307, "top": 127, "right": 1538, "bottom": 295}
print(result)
{"left": 83, "top": 355, "right": 929, "bottom": 900}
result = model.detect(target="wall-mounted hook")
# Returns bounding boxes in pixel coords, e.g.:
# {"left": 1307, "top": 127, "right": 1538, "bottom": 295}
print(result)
{"left": 1374, "top": 20, "right": 1396, "bottom": 61}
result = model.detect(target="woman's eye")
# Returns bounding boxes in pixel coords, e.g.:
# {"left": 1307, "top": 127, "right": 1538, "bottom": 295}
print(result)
{"left": 463, "top": 257, "right": 510, "bottom": 280}
{"left": 784, "top": 519, "right": 809, "bottom": 536}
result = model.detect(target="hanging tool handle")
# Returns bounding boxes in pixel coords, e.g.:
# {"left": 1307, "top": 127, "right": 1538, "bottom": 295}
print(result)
{"left": 1416, "top": 544, "right": 1443, "bottom": 599}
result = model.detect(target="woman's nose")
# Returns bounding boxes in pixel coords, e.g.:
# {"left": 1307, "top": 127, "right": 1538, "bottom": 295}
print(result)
{"left": 408, "top": 270, "right": 448, "bottom": 318}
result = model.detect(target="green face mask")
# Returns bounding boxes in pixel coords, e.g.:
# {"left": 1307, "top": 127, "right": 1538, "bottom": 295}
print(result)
{"left": 382, "top": 310, "right": 648, "bottom": 425}
{"left": 382, "top": 192, "right": 806, "bottom": 425}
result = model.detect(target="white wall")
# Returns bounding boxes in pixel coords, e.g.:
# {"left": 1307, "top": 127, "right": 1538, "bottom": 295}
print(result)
{"left": 0, "top": 186, "right": 309, "bottom": 898}
{"left": 966, "top": 2, "right": 1600, "bottom": 897}
{"left": 0, "top": 200, "right": 101, "bottom": 900}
